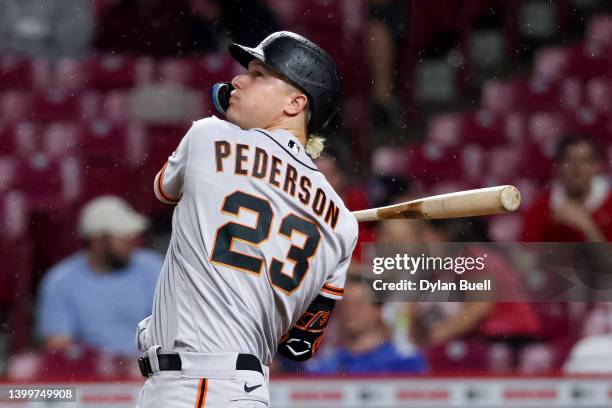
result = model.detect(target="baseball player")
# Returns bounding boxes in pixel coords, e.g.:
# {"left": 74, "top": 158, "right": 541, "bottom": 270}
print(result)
{"left": 135, "top": 31, "right": 358, "bottom": 407}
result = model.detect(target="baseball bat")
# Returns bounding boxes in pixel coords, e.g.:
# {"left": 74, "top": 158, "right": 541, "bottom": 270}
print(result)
{"left": 352, "top": 185, "right": 521, "bottom": 222}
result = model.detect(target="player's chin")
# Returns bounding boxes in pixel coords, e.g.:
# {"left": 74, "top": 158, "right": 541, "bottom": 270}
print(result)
{"left": 225, "top": 109, "right": 245, "bottom": 129}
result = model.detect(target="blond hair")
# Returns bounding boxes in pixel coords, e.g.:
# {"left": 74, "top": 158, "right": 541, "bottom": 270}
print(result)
{"left": 305, "top": 135, "right": 325, "bottom": 158}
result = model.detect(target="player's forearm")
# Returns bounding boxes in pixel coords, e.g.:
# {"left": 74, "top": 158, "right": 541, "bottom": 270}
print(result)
{"left": 278, "top": 295, "right": 335, "bottom": 361}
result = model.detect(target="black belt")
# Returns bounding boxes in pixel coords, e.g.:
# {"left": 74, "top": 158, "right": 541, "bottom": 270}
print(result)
{"left": 138, "top": 353, "right": 263, "bottom": 378}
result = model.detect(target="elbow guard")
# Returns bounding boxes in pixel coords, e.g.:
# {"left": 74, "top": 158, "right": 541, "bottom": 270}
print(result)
{"left": 278, "top": 295, "right": 335, "bottom": 362}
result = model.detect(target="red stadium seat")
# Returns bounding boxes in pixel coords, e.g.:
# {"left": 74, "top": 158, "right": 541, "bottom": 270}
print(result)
{"left": 76, "top": 120, "right": 145, "bottom": 201}
{"left": 132, "top": 123, "right": 188, "bottom": 213}
{"left": 427, "top": 114, "right": 462, "bottom": 148}
{"left": 31, "top": 89, "right": 80, "bottom": 122}
{"left": 77, "top": 91, "right": 131, "bottom": 123}
{"left": 585, "top": 15, "right": 612, "bottom": 49}
{"left": 41, "top": 122, "right": 79, "bottom": 158}
{"left": 85, "top": 55, "right": 153, "bottom": 90}
{"left": 11, "top": 154, "right": 82, "bottom": 210}
{"left": 460, "top": 110, "right": 510, "bottom": 148}
{"left": 585, "top": 77, "right": 612, "bottom": 114}
{"left": 158, "top": 58, "right": 192, "bottom": 85}
{"left": 186, "top": 54, "right": 239, "bottom": 90}
{"left": 0, "top": 91, "right": 29, "bottom": 122}
{"left": 0, "top": 190, "right": 33, "bottom": 350}
{"left": 0, "top": 54, "right": 32, "bottom": 90}
{"left": 566, "top": 108, "right": 612, "bottom": 147}
{"left": 425, "top": 339, "right": 490, "bottom": 372}
{"left": 563, "top": 44, "right": 612, "bottom": 80}
{"left": 527, "top": 111, "right": 568, "bottom": 157}
{"left": 53, "top": 58, "right": 86, "bottom": 91}
{"left": 404, "top": 143, "right": 463, "bottom": 188}
{"left": 533, "top": 46, "right": 571, "bottom": 81}
{"left": 0, "top": 121, "right": 38, "bottom": 156}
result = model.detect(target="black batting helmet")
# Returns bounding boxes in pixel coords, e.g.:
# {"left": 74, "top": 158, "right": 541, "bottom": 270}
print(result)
{"left": 229, "top": 31, "right": 341, "bottom": 133}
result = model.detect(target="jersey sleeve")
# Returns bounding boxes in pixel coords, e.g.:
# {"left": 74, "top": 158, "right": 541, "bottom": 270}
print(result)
{"left": 153, "top": 125, "right": 193, "bottom": 204}
{"left": 320, "top": 229, "right": 358, "bottom": 300}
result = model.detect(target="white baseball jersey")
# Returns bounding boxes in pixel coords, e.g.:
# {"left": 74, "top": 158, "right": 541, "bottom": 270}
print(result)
{"left": 144, "top": 116, "right": 358, "bottom": 366}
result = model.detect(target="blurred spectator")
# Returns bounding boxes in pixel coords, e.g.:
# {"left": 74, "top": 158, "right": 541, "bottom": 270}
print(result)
{"left": 306, "top": 277, "right": 426, "bottom": 374}
{"left": 364, "top": 0, "right": 407, "bottom": 128}
{"left": 522, "top": 134, "right": 612, "bottom": 243}
{"left": 0, "top": 0, "right": 93, "bottom": 59}
{"left": 407, "top": 219, "right": 540, "bottom": 371}
{"left": 36, "top": 196, "right": 162, "bottom": 357}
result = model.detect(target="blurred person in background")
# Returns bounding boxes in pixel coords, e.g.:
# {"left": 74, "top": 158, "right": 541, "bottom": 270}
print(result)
{"left": 364, "top": 0, "right": 407, "bottom": 129}
{"left": 522, "top": 134, "right": 612, "bottom": 243}
{"left": 36, "top": 196, "right": 162, "bottom": 357}
{"left": 407, "top": 219, "right": 540, "bottom": 372}
{"left": 0, "top": 0, "right": 93, "bottom": 58}
{"left": 522, "top": 134, "right": 612, "bottom": 373}
{"left": 306, "top": 276, "right": 426, "bottom": 374}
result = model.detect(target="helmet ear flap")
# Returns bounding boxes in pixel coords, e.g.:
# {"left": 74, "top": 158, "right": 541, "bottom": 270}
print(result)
{"left": 211, "top": 82, "right": 234, "bottom": 116}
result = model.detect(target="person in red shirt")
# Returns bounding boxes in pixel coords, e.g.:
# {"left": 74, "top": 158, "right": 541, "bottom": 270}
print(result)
{"left": 522, "top": 134, "right": 612, "bottom": 371}
{"left": 522, "top": 134, "right": 612, "bottom": 243}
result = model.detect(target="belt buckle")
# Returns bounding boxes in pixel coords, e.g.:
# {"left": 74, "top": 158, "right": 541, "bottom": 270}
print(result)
{"left": 138, "top": 356, "right": 152, "bottom": 378}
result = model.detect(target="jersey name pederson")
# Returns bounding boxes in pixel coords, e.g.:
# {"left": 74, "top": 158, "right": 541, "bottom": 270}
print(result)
{"left": 214, "top": 140, "right": 340, "bottom": 229}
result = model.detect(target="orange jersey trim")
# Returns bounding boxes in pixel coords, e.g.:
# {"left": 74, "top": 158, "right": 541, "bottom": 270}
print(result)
{"left": 157, "top": 161, "right": 180, "bottom": 203}
{"left": 321, "top": 284, "right": 344, "bottom": 296}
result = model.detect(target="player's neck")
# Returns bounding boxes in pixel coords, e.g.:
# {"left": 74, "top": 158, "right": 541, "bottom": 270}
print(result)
{"left": 266, "top": 119, "right": 308, "bottom": 147}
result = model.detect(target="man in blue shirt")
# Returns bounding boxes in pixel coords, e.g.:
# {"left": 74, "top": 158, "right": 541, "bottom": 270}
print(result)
{"left": 306, "top": 276, "right": 426, "bottom": 374}
{"left": 37, "top": 196, "right": 162, "bottom": 356}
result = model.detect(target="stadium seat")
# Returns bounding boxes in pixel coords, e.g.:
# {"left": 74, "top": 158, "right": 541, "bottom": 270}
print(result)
{"left": 0, "top": 91, "right": 29, "bottom": 122}
{"left": 53, "top": 58, "right": 86, "bottom": 91}
{"left": 427, "top": 114, "right": 462, "bottom": 148}
{"left": 0, "top": 54, "right": 32, "bottom": 90}
{"left": 527, "top": 111, "right": 568, "bottom": 157}
{"left": 76, "top": 120, "right": 145, "bottom": 201}
{"left": 460, "top": 110, "right": 509, "bottom": 148}
{"left": 41, "top": 122, "right": 79, "bottom": 158}
{"left": 585, "top": 77, "right": 612, "bottom": 113}
{"left": 30, "top": 89, "right": 80, "bottom": 122}
{"left": 0, "top": 121, "right": 38, "bottom": 157}
{"left": 0, "top": 190, "right": 33, "bottom": 350}
{"left": 186, "top": 54, "right": 238, "bottom": 90}
{"left": 11, "top": 153, "right": 82, "bottom": 210}
{"left": 566, "top": 108, "right": 612, "bottom": 146}
{"left": 404, "top": 143, "right": 463, "bottom": 188}
{"left": 585, "top": 14, "right": 612, "bottom": 49}
{"left": 425, "top": 339, "right": 490, "bottom": 372}
{"left": 132, "top": 123, "right": 188, "bottom": 213}
{"left": 158, "top": 58, "right": 192, "bottom": 85}
{"left": 85, "top": 55, "right": 153, "bottom": 90}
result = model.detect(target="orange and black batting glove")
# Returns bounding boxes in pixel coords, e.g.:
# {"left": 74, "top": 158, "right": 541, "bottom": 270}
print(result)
{"left": 277, "top": 295, "right": 335, "bottom": 362}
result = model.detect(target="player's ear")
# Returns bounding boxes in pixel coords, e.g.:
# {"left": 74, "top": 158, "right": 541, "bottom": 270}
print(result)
{"left": 284, "top": 92, "right": 308, "bottom": 117}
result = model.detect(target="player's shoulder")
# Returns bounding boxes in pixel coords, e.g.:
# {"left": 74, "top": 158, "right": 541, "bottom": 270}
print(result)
{"left": 190, "top": 115, "right": 243, "bottom": 136}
